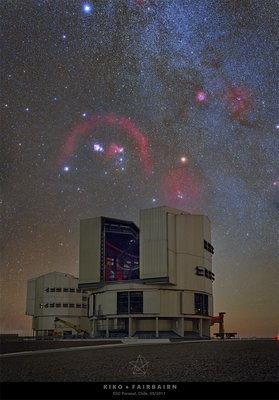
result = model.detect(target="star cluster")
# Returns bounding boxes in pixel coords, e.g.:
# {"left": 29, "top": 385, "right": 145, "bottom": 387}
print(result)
{"left": 1, "top": 0, "right": 278, "bottom": 337}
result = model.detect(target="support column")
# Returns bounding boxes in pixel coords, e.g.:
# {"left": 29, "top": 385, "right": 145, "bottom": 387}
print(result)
{"left": 155, "top": 317, "right": 159, "bottom": 338}
{"left": 91, "top": 319, "right": 95, "bottom": 338}
{"left": 106, "top": 318, "right": 109, "bottom": 338}
{"left": 179, "top": 317, "right": 184, "bottom": 337}
{"left": 199, "top": 318, "right": 203, "bottom": 337}
{"left": 128, "top": 317, "right": 132, "bottom": 337}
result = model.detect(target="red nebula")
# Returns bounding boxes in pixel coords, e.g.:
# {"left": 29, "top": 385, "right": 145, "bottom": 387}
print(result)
{"left": 57, "top": 114, "right": 152, "bottom": 172}
{"left": 163, "top": 167, "right": 202, "bottom": 212}
{"left": 226, "top": 86, "right": 252, "bottom": 120}
{"left": 195, "top": 89, "right": 208, "bottom": 103}
{"left": 106, "top": 143, "right": 124, "bottom": 158}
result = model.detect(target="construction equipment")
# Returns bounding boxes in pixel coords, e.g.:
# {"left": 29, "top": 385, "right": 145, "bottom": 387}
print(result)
{"left": 211, "top": 312, "right": 237, "bottom": 339}
{"left": 53, "top": 317, "right": 89, "bottom": 338}
{"left": 211, "top": 312, "right": 226, "bottom": 333}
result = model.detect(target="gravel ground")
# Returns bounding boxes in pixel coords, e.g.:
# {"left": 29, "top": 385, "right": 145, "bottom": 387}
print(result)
{"left": 0, "top": 339, "right": 121, "bottom": 354}
{"left": 0, "top": 340, "right": 278, "bottom": 382}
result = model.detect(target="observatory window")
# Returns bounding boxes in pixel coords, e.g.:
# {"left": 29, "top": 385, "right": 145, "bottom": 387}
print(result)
{"left": 103, "top": 220, "right": 140, "bottom": 284}
{"left": 196, "top": 266, "right": 215, "bottom": 281}
{"left": 117, "top": 291, "right": 143, "bottom": 314}
{"left": 130, "top": 292, "right": 143, "bottom": 313}
{"left": 196, "top": 266, "right": 205, "bottom": 276}
{"left": 204, "top": 240, "right": 214, "bottom": 255}
{"left": 194, "top": 294, "right": 208, "bottom": 316}
{"left": 117, "top": 292, "right": 128, "bottom": 314}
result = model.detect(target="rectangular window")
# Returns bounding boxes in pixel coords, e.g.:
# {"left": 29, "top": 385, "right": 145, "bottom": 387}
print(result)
{"left": 196, "top": 266, "right": 204, "bottom": 276}
{"left": 204, "top": 295, "right": 208, "bottom": 315}
{"left": 69, "top": 288, "right": 75, "bottom": 293}
{"left": 56, "top": 288, "right": 61, "bottom": 292}
{"left": 196, "top": 266, "right": 215, "bottom": 281}
{"left": 69, "top": 304, "right": 75, "bottom": 308}
{"left": 82, "top": 304, "right": 87, "bottom": 309}
{"left": 50, "top": 288, "right": 55, "bottom": 292}
{"left": 76, "top": 288, "right": 81, "bottom": 293}
{"left": 50, "top": 303, "right": 54, "bottom": 308}
{"left": 55, "top": 303, "right": 61, "bottom": 308}
{"left": 82, "top": 296, "right": 87, "bottom": 301}
{"left": 117, "top": 292, "right": 128, "bottom": 314}
{"left": 194, "top": 294, "right": 208, "bottom": 316}
{"left": 117, "top": 292, "right": 143, "bottom": 314}
{"left": 102, "top": 220, "right": 140, "bottom": 284}
{"left": 63, "top": 288, "right": 69, "bottom": 292}
{"left": 204, "top": 240, "right": 214, "bottom": 255}
{"left": 130, "top": 292, "right": 143, "bottom": 313}
{"left": 76, "top": 304, "right": 82, "bottom": 308}
{"left": 63, "top": 304, "right": 68, "bottom": 308}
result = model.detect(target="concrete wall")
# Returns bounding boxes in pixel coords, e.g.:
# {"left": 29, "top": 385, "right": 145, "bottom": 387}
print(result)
{"left": 181, "top": 291, "right": 194, "bottom": 314}
{"left": 139, "top": 207, "right": 213, "bottom": 298}
{"left": 79, "top": 217, "right": 101, "bottom": 286}
{"left": 140, "top": 207, "right": 186, "bottom": 283}
{"left": 143, "top": 290, "right": 160, "bottom": 314}
{"left": 140, "top": 207, "right": 168, "bottom": 280}
{"left": 160, "top": 290, "right": 180, "bottom": 316}
{"left": 95, "top": 292, "right": 117, "bottom": 315}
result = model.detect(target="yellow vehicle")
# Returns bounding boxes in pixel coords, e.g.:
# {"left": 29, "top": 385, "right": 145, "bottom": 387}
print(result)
{"left": 53, "top": 317, "right": 89, "bottom": 338}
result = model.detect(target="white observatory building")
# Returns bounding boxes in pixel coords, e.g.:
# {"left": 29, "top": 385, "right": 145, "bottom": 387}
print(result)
{"left": 79, "top": 206, "right": 215, "bottom": 338}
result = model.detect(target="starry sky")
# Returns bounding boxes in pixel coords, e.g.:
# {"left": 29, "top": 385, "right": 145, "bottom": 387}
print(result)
{"left": 1, "top": 0, "right": 278, "bottom": 337}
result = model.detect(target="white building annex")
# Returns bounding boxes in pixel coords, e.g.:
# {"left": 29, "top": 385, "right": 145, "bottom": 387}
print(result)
{"left": 26, "top": 272, "right": 90, "bottom": 337}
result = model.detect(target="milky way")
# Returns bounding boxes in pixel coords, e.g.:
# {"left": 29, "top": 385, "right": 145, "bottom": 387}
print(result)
{"left": 1, "top": 0, "right": 278, "bottom": 336}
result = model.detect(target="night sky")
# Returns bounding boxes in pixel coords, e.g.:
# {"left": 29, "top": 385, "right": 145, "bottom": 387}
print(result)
{"left": 1, "top": 0, "right": 278, "bottom": 337}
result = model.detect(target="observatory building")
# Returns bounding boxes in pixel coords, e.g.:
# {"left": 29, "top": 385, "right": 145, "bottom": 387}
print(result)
{"left": 79, "top": 206, "right": 215, "bottom": 338}
{"left": 26, "top": 272, "right": 90, "bottom": 337}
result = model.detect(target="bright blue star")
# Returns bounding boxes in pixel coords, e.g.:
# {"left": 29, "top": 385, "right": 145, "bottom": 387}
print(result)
{"left": 82, "top": 3, "right": 93, "bottom": 15}
{"left": 63, "top": 166, "right": 70, "bottom": 172}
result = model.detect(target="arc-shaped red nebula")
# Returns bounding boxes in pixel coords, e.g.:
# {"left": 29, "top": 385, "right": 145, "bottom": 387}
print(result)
{"left": 58, "top": 114, "right": 152, "bottom": 172}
